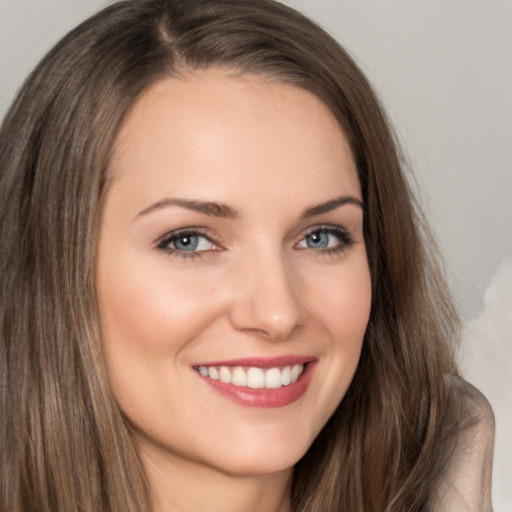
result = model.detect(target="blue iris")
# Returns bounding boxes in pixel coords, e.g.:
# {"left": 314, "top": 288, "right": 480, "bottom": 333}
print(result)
{"left": 305, "top": 231, "right": 329, "bottom": 249}
{"left": 173, "top": 235, "right": 199, "bottom": 251}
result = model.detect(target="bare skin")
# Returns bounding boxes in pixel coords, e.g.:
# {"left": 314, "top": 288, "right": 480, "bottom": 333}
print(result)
{"left": 97, "top": 69, "right": 371, "bottom": 511}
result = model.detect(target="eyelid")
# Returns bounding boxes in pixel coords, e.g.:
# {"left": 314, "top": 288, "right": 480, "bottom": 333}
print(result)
{"left": 155, "top": 227, "right": 223, "bottom": 254}
{"left": 294, "top": 224, "right": 355, "bottom": 251}
{"left": 154, "top": 223, "right": 355, "bottom": 260}
{"left": 295, "top": 223, "right": 350, "bottom": 240}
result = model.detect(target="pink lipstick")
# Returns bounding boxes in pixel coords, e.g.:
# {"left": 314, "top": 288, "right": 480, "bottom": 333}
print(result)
{"left": 192, "top": 356, "right": 316, "bottom": 408}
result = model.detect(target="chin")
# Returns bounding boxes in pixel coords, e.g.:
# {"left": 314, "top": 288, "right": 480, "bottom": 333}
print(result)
{"left": 201, "top": 425, "right": 317, "bottom": 478}
{"left": 211, "top": 450, "right": 303, "bottom": 478}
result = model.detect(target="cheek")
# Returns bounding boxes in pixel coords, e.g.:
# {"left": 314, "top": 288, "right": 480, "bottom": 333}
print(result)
{"left": 98, "top": 259, "right": 223, "bottom": 354}
{"left": 303, "top": 255, "right": 371, "bottom": 420}
{"left": 330, "top": 261, "right": 371, "bottom": 376}
{"left": 97, "top": 261, "right": 228, "bottom": 423}
{"left": 308, "top": 256, "right": 372, "bottom": 343}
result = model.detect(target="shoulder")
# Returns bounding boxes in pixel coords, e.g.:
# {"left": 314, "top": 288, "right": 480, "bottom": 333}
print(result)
{"left": 429, "top": 378, "right": 495, "bottom": 512}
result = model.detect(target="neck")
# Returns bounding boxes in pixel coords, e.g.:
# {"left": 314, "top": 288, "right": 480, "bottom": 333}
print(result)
{"left": 141, "top": 444, "right": 293, "bottom": 512}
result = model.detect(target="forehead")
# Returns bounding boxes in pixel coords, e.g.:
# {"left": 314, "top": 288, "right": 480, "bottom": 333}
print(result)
{"left": 109, "top": 69, "right": 360, "bottom": 210}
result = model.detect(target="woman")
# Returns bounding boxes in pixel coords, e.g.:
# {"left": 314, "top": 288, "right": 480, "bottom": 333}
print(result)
{"left": 0, "top": 0, "right": 494, "bottom": 511}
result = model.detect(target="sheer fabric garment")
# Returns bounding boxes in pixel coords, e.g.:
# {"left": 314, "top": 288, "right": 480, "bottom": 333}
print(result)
{"left": 428, "top": 380, "right": 495, "bottom": 512}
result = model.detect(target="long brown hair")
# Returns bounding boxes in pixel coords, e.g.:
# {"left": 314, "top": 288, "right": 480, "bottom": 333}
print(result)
{"left": 1, "top": 1, "right": 462, "bottom": 510}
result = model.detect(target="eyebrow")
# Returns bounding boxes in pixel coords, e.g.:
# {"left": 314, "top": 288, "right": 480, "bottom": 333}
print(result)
{"left": 137, "top": 198, "right": 240, "bottom": 219}
{"left": 300, "top": 196, "right": 363, "bottom": 219}
{"left": 136, "top": 195, "right": 363, "bottom": 220}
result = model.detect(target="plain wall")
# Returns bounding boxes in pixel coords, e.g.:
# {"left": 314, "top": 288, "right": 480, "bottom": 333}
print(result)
{"left": 1, "top": 0, "right": 511, "bottom": 509}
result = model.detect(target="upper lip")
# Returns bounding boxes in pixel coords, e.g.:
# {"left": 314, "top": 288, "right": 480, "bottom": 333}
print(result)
{"left": 192, "top": 355, "right": 316, "bottom": 369}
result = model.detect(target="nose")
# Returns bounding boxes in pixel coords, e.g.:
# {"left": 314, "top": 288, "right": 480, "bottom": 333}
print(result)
{"left": 228, "top": 247, "right": 304, "bottom": 341}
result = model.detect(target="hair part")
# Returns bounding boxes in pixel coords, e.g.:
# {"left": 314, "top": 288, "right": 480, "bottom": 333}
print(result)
{"left": 1, "top": 1, "right": 463, "bottom": 510}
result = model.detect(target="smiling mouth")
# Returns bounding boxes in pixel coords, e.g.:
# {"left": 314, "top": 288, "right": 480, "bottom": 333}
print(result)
{"left": 192, "top": 356, "right": 315, "bottom": 408}
{"left": 194, "top": 364, "right": 305, "bottom": 389}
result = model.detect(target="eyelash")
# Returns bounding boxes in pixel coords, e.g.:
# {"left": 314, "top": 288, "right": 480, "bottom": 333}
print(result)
{"left": 156, "top": 228, "right": 218, "bottom": 260}
{"left": 297, "top": 225, "right": 355, "bottom": 256}
{"left": 156, "top": 225, "right": 354, "bottom": 260}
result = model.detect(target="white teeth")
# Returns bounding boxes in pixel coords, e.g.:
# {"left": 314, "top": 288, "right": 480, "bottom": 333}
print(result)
{"left": 208, "top": 367, "right": 219, "bottom": 380}
{"left": 265, "top": 368, "right": 282, "bottom": 389}
{"left": 247, "top": 367, "right": 265, "bottom": 388}
{"left": 291, "top": 364, "right": 302, "bottom": 382}
{"left": 231, "top": 367, "right": 247, "bottom": 386}
{"left": 219, "top": 366, "right": 231, "bottom": 383}
{"left": 281, "top": 366, "right": 292, "bottom": 386}
{"left": 197, "top": 364, "right": 305, "bottom": 389}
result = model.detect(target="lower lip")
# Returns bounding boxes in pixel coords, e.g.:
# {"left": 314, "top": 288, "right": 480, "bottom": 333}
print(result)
{"left": 197, "top": 363, "right": 315, "bottom": 408}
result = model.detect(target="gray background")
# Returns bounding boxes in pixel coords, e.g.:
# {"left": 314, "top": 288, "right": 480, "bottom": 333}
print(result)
{"left": 1, "top": 0, "right": 511, "bottom": 509}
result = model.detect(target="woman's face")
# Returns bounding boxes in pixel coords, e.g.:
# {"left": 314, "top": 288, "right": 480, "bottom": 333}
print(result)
{"left": 97, "top": 70, "right": 371, "bottom": 477}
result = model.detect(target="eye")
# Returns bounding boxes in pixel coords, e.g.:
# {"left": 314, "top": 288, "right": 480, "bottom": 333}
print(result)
{"left": 170, "top": 233, "right": 212, "bottom": 252}
{"left": 296, "top": 227, "right": 353, "bottom": 252}
{"left": 156, "top": 229, "right": 218, "bottom": 256}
